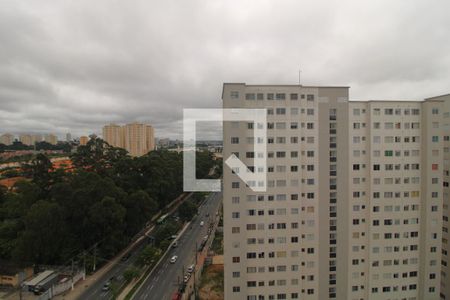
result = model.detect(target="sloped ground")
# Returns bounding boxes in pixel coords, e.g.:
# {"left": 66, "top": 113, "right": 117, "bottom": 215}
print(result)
{"left": 198, "top": 264, "right": 224, "bottom": 300}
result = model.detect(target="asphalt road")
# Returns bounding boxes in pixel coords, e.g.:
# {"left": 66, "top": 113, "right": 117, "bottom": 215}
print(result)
{"left": 78, "top": 194, "right": 194, "bottom": 300}
{"left": 80, "top": 237, "right": 147, "bottom": 300}
{"left": 133, "top": 192, "right": 222, "bottom": 300}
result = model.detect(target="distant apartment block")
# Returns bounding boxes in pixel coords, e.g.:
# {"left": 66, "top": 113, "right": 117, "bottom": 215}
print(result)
{"left": 102, "top": 122, "right": 155, "bottom": 156}
{"left": 103, "top": 123, "right": 124, "bottom": 148}
{"left": 222, "top": 83, "right": 449, "bottom": 300}
{"left": 0, "top": 133, "right": 14, "bottom": 145}
{"left": 44, "top": 134, "right": 58, "bottom": 145}
{"left": 79, "top": 136, "right": 89, "bottom": 146}
{"left": 31, "top": 134, "right": 42, "bottom": 145}
{"left": 19, "top": 134, "right": 32, "bottom": 146}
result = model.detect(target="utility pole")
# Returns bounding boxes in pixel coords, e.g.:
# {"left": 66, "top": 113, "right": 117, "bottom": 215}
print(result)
{"left": 93, "top": 244, "right": 97, "bottom": 272}
{"left": 71, "top": 258, "right": 74, "bottom": 290}
{"left": 298, "top": 69, "right": 302, "bottom": 85}
{"left": 83, "top": 250, "right": 86, "bottom": 280}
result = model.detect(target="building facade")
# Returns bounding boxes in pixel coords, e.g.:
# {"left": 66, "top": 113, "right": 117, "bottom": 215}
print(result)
{"left": 222, "top": 83, "right": 447, "bottom": 300}
{"left": 19, "top": 134, "right": 32, "bottom": 146}
{"left": 79, "top": 136, "right": 89, "bottom": 146}
{"left": 31, "top": 134, "right": 42, "bottom": 145}
{"left": 103, "top": 123, "right": 124, "bottom": 148}
{"left": 102, "top": 123, "right": 155, "bottom": 156}
{"left": 44, "top": 134, "right": 58, "bottom": 145}
{"left": 0, "top": 133, "right": 14, "bottom": 145}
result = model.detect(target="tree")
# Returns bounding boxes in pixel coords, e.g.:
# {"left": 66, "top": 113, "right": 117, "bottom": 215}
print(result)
{"left": 0, "top": 143, "right": 217, "bottom": 267}
{"left": 137, "top": 245, "right": 159, "bottom": 266}
{"left": 22, "top": 154, "right": 54, "bottom": 195}
{"left": 123, "top": 267, "right": 140, "bottom": 282}
{"left": 178, "top": 200, "right": 197, "bottom": 222}
{"left": 86, "top": 196, "right": 126, "bottom": 257}
{"left": 122, "top": 190, "right": 158, "bottom": 236}
{"left": 71, "top": 137, "right": 128, "bottom": 175}
{"left": 13, "top": 200, "right": 67, "bottom": 264}
{"left": 153, "top": 222, "right": 178, "bottom": 246}
{"left": 0, "top": 185, "right": 6, "bottom": 204}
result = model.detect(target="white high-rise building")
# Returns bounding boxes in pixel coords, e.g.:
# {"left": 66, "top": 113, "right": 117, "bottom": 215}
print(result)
{"left": 222, "top": 83, "right": 447, "bottom": 300}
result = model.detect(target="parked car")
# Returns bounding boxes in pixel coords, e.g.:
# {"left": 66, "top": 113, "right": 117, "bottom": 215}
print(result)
{"left": 170, "top": 255, "right": 178, "bottom": 263}
{"left": 183, "top": 274, "right": 190, "bottom": 283}
{"left": 172, "top": 241, "right": 178, "bottom": 248}
{"left": 187, "top": 264, "right": 195, "bottom": 273}
{"left": 200, "top": 221, "right": 204, "bottom": 226}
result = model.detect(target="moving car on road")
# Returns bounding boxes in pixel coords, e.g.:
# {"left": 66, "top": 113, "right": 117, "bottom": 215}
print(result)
{"left": 170, "top": 255, "right": 178, "bottom": 263}
{"left": 199, "top": 221, "right": 204, "bottom": 226}
{"left": 121, "top": 252, "right": 131, "bottom": 262}
{"left": 102, "top": 281, "right": 111, "bottom": 291}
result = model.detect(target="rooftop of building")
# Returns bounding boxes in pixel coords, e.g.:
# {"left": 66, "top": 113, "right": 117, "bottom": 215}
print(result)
{"left": 222, "top": 83, "right": 449, "bottom": 103}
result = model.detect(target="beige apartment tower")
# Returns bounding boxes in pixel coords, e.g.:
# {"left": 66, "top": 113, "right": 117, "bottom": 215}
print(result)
{"left": 19, "top": 134, "right": 32, "bottom": 146}
{"left": 103, "top": 123, "right": 124, "bottom": 148}
{"left": 0, "top": 133, "right": 14, "bottom": 145}
{"left": 79, "top": 136, "right": 89, "bottom": 146}
{"left": 44, "top": 134, "right": 57, "bottom": 145}
{"left": 102, "top": 123, "right": 155, "bottom": 156}
{"left": 222, "top": 83, "right": 447, "bottom": 300}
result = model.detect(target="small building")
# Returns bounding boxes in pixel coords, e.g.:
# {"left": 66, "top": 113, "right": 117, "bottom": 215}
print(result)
{"left": 0, "top": 261, "right": 33, "bottom": 288}
{"left": 23, "top": 270, "right": 55, "bottom": 292}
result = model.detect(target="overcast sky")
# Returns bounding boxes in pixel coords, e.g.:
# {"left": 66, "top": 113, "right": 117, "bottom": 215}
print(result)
{"left": 1, "top": 0, "right": 449, "bottom": 139}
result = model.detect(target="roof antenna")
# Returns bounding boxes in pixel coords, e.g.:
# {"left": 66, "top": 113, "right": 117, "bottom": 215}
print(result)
{"left": 298, "top": 69, "right": 302, "bottom": 86}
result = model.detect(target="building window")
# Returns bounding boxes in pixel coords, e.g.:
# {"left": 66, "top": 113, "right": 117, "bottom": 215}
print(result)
{"left": 245, "top": 93, "right": 256, "bottom": 100}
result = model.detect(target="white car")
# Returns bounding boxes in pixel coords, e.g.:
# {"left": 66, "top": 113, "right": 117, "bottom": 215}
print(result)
{"left": 187, "top": 264, "right": 195, "bottom": 273}
{"left": 200, "top": 221, "right": 204, "bottom": 226}
{"left": 170, "top": 255, "right": 178, "bottom": 263}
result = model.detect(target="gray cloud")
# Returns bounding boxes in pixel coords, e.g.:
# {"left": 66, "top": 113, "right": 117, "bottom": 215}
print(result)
{"left": 0, "top": 0, "right": 450, "bottom": 139}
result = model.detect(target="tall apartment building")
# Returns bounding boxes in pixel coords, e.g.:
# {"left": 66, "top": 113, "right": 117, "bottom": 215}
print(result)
{"left": 102, "top": 123, "right": 155, "bottom": 156}
{"left": 31, "top": 134, "right": 42, "bottom": 145}
{"left": 19, "top": 134, "right": 32, "bottom": 146}
{"left": 0, "top": 133, "right": 14, "bottom": 145}
{"left": 123, "top": 123, "right": 155, "bottom": 157}
{"left": 222, "top": 83, "right": 448, "bottom": 300}
{"left": 103, "top": 123, "right": 124, "bottom": 148}
{"left": 437, "top": 94, "right": 450, "bottom": 300}
{"left": 44, "top": 134, "right": 58, "bottom": 145}
{"left": 79, "top": 136, "right": 89, "bottom": 146}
